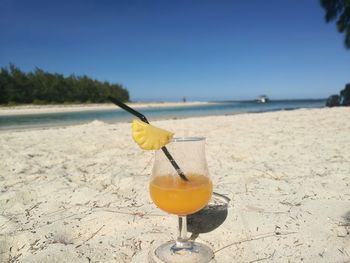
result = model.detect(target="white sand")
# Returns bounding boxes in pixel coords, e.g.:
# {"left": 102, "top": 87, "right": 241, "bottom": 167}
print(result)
{"left": 0, "top": 107, "right": 349, "bottom": 262}
{"left": 0, "top": 102, "right": 211, "bottom": 116}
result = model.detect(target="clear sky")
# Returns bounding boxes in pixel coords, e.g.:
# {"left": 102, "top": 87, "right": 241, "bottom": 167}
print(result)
{"left": 1, "top": 0, "right": 349, "bottom": 101}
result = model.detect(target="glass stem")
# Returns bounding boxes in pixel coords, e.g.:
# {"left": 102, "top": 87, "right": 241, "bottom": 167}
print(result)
{"left": 175, "top": 216, "right": 192, "bottom": 249}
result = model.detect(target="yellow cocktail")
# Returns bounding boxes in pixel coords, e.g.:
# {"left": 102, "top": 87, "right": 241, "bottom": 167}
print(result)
{"left": 149, "top": 174, "right": 213, "bottom": 215}
{"left": 110, "top": 98, "right": 215, "bottom": 261}
{"left": 149, "top": 136, "right": 214, "bottom": 262}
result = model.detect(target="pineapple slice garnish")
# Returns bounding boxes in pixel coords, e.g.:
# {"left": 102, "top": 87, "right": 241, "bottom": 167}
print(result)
{"left": 131, "top": 119, "right": 174, "bottom": 150}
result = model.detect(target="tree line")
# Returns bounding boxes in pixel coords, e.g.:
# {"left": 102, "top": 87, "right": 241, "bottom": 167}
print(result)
{"left": 0, "top": 64, "right": 129, "bottom": 105}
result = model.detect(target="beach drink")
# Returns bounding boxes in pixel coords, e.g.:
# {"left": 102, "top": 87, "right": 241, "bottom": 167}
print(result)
{"left": 109, "top": 98, "right": 214, "bottom": 262}
{"left": 149, "top": 137, "right": 214, "bottom": 262}
{"left": 150, "top": 173, "right": 212, "bottom": 215}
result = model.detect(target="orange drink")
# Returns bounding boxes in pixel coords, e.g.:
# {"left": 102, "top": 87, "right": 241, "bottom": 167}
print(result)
{"left": 149, "top": 174, "right": 213, "bottom": 215}
{"left": 110, "top": 97, "right": 216, "bottom": 261}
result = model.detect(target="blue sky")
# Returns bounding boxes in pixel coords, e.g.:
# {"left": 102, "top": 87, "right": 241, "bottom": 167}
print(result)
{"left": 1, "top": 0, "right": 349, "bottom": 101}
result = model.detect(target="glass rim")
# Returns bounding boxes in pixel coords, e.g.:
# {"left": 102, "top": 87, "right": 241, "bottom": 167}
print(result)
{"left": 171, "top": 137, "right": 206, "bottom": 142}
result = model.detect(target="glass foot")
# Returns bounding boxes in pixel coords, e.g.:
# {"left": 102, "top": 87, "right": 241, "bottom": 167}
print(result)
{"left": 149, "top": 241, "right": 214, "bottom": 263}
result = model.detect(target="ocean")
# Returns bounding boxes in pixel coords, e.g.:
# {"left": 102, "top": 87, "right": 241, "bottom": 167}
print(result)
{"left": 0, "top": 99, "right": 326, "bottom": 130}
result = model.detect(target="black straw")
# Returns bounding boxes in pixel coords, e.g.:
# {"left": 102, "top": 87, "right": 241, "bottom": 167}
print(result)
{"left": 108, "top": 96, "right": 189, "bottom": 181}
{"left": 108, "top": 97, "right": 149, "bottom": 124}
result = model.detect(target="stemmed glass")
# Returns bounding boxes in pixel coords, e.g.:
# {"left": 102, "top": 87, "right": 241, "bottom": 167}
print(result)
{"left": 149, "top": 137, "right": 214, "bottom": 263}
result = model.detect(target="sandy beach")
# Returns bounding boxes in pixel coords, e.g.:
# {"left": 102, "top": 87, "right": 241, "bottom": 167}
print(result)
{"left": 0, "top": 107, "right": 349, "bottom": 262}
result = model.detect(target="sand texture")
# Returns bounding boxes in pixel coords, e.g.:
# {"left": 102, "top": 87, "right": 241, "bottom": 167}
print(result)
{"left": 0, "top": 107, "right": 350, "bottom": 262}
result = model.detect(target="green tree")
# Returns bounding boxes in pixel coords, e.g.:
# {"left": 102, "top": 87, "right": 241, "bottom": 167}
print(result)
{"left": 320, "top": 0, "right": 350, "bottom": 49}
{"left": 0, "top": 64, "right": 129, "bottom": 105}
{"left": 0, "top": 67, "right": 11, "bottom": 104}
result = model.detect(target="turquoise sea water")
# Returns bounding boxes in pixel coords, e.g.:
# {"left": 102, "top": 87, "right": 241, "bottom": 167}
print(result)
{"left": 0, "top": 99, "right": 326, "bottom": 130}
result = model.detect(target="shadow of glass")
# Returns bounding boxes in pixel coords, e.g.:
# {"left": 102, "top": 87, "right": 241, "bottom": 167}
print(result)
{"left": 187, "top": 192, "right": 231, "bottom": 240}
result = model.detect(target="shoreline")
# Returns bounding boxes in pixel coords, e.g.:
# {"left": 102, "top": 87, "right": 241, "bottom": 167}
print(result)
{"left": 0, "top": 101, "right": 212, "bottom": 116}
{"left": 0, "top": 106, "right": 325, "bottom": 132}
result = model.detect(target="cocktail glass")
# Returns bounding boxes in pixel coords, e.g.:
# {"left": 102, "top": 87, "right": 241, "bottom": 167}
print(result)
{"left": 149, "top": 137, "right": 214, "bottom": 263}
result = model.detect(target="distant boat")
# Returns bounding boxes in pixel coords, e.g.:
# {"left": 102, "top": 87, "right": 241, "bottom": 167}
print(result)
{"left": 256, "top": 95, "right": 269, "bottom": 103}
